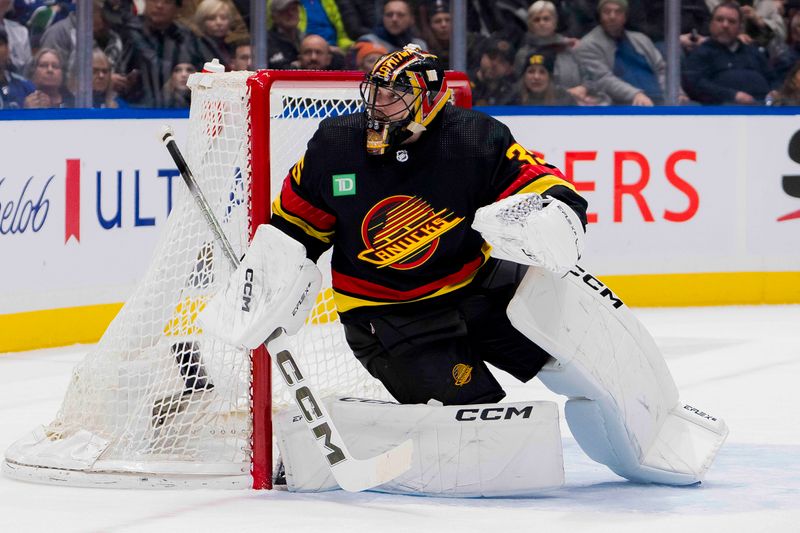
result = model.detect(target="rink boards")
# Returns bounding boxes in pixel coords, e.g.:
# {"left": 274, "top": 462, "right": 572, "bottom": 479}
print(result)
{"left": 0, "top": 108, "right": 798, "bottom": 351}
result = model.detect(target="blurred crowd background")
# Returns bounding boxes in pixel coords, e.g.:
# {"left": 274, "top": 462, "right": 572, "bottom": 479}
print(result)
{"left": 2, "top": 0, "right": 800, "bottom": 110}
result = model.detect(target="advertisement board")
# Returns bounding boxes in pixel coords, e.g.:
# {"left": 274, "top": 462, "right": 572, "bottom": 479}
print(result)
{"left": 1, "top": 110, "right": 798, "bottom": 351}
{"left": 501, "top": 114, "right": 800, "bottom": 275}
{"left": 0, "top": 119, "right": 189, "bottom": 314}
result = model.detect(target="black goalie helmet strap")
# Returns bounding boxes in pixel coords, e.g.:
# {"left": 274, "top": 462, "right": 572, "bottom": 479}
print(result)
{"left": 361, "top": 44, "right": 452, "bottom": 156}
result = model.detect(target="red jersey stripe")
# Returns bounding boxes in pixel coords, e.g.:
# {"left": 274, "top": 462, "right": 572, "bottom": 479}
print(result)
{"left": 332, "top": 252, "right": 487, "bottom": 302}
{"left": 496, "top": 164, "right": 572, "bottom": 201}
{"left": 279, "top": 175, "right": 336, "bottom": 230}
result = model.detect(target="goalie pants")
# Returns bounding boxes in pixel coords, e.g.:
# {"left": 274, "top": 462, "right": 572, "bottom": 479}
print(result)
{"left": 342, "top": 260, "right": 552, "bottom": 405}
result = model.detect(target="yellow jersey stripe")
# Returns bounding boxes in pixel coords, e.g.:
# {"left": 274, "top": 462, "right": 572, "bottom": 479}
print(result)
{"left": 516, "top": 175, "right": 577, "bottom": 196}
{"left": 272, "top": 197, "right": 334, "bottom": 243}
{"left": 332, "top": 244, "right": 492, "bottom": 313}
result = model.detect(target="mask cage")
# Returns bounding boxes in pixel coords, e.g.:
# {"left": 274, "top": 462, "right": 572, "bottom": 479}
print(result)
{"left": 360, "top": 77, "right": 423, "bottom": 125}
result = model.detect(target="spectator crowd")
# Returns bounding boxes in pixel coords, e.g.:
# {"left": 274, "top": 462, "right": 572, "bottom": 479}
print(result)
{"left": 2, "top": 0, "right": 800, "bottom": 109}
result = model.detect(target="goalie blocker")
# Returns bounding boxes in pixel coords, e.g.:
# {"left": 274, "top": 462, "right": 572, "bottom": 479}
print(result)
{"left": 198, "top": 224, "right": 322, "bottom": 349}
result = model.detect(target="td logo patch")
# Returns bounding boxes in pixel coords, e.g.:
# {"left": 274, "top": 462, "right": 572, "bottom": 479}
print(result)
{"left": 332, "top": 173, "right": 356, "bottom": 196}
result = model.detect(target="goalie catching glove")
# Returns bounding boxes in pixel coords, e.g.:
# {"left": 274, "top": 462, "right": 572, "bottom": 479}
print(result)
{"left": 198, "top": 225, "right": 322, "bottom": 349}
{"left": 472, "top": 193, "right": 584, "bottom": 274}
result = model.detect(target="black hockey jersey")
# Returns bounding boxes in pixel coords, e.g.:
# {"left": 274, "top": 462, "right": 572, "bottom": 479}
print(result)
{"left": 270, "top": 105, "right": 587, "bottom": 321}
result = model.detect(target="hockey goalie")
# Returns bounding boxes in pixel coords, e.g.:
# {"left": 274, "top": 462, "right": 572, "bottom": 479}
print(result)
{"left": 199, "top": 45, "right": 728, "bottom": 496}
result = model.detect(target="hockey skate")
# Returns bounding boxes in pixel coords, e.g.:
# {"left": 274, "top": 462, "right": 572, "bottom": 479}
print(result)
{"left": 152, "top": 341, "right": 215, "bottom": 429}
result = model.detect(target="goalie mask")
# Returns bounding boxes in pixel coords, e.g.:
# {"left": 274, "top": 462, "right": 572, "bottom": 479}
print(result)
{"left": 360, "top": 44, "right": 452, "bottom": 156}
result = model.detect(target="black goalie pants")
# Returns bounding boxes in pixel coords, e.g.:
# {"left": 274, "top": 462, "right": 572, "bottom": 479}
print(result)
{"left": 342, "top": 260, "right": 552, "bottom": 405}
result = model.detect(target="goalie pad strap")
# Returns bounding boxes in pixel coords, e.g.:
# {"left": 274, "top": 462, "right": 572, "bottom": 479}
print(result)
{"left": 198, "top": 225, "right": 322, "bottom": 349}
{"left": 275, "top": 398, "right": 564, "bottom": 496}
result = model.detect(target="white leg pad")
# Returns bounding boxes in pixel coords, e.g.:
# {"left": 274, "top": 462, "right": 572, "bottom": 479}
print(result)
{"left": 508, "top": 266, "right": 728, "bottom": 485}
{"left": 275, "top": 398, "right": 564, "bottom": 496}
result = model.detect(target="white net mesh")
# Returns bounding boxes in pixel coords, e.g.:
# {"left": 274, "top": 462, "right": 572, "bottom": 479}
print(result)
{"left": 266, "top": 81, "right": 390, "bottom": 408}
{"left": 43, "top": 71, "right": 253, "bottom": 478}
{"left": 3, "top": 71, "right": 390, "bottom": 487}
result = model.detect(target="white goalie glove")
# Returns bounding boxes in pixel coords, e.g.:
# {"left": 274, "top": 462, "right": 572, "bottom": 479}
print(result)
{"left": 198, "top": 225, "right": 322, "bottom": 349}
{"left": 472, "top": 193, "right": 584, "bottom": 274}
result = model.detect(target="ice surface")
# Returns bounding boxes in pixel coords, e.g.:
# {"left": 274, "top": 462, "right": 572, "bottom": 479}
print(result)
{"left": 1, "top": 305, "right": 798, "bottom": 533}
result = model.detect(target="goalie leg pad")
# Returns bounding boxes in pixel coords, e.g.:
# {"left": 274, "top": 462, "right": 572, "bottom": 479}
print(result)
{"left": 275, "top": 398, "right": 564, "bottom": 496}
{"left": 198, "top": 225, "right": 321, "bottom": 349}
{"left": 507, "top": 266, "right": 728, "bottom": 485}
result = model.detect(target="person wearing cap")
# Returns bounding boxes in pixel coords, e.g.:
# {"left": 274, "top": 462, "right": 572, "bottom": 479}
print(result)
{"left": 420, "top": 0, "right": 451, "bottom": 69}
{"left": 0, "top": 24, "right": 34, "bottom": 108}
{"left": 508, "top": 51, "right": 577, "bottom": 106}
{"left": 352, "top": 40, "right": 387, "bottom": 72}
{"left": 575, "top": 0, "right": 665, "bottom": 106}
{"left": 0, "top": 0, "right": 31, "bottom": 73}
{"left": 268, "top": 0, "right": 302, "bottom": 69}
{"left": 117, "top": 0, "right": 204, "bottom": 107}
{"left": 470, "top": 37, "right": 517, "bottom": 106}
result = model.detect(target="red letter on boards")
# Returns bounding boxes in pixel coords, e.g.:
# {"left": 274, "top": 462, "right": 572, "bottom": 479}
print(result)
{"left": 664, "top": 150, "right": 699, "bottom": 222}
{"left": 614, "top": 151, "right": 654, "bottom": 222}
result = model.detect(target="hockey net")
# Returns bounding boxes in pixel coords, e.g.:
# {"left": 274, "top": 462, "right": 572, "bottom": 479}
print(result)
{"left": 3, "top": 70, "right": 471, "bottom": 489}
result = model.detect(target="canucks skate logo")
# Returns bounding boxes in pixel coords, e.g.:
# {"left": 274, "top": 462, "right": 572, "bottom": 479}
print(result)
{"left": 452, "top": 363, "right": 473, "bottom": 386}
{"left": 358, "top": 195, "right": 463, "bottom": 270}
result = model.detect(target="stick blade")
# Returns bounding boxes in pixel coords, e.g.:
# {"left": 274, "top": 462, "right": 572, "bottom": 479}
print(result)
{"left": 332, "top": 438, "right": 414, "bottom": 492}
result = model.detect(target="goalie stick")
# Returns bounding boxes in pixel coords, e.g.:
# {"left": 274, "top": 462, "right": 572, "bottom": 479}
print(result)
{"left": 159, "top": 125, "right": 413, "bottom": 492}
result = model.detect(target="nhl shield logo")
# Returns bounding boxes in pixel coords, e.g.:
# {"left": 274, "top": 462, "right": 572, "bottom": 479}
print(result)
{"left": 396, "top": 149, "right": 409, "bottom": 162}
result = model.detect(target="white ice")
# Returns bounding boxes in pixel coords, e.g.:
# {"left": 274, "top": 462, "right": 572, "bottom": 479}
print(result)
{"left": 1, "top": 305, "right": 799, "bottom": 533}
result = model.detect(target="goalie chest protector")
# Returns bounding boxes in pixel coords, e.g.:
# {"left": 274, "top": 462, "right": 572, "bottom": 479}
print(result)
{"left": 271, "top": 106, "right": 587, "bottom": 320}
